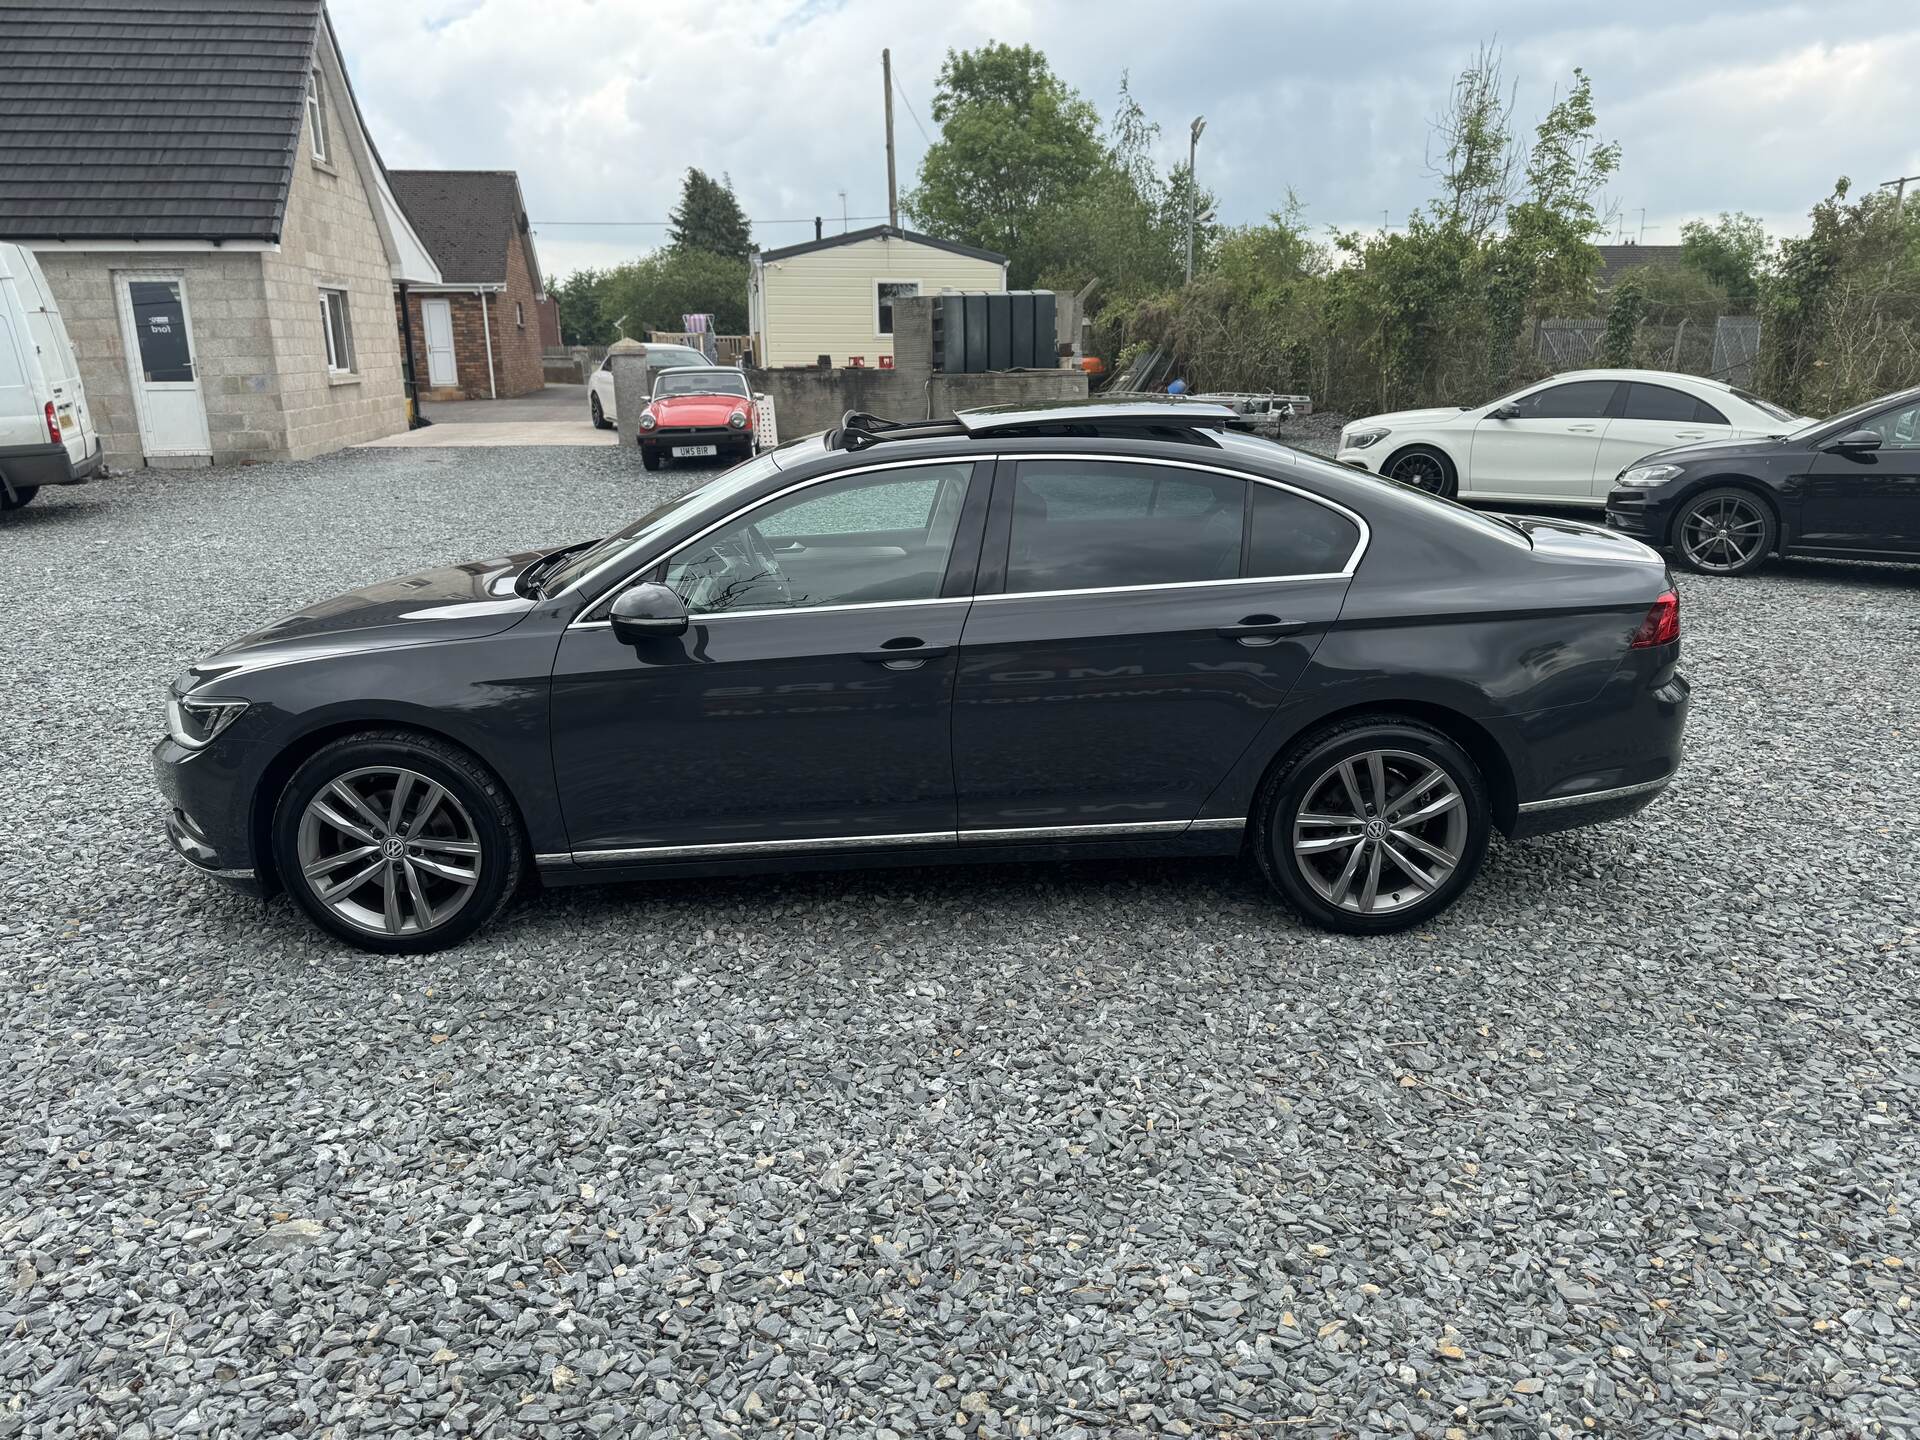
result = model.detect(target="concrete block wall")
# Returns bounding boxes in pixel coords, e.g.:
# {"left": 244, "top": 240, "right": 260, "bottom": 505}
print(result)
{"left": 263, "top": 63, "right": 408, "bottom": 460}
{"left": 35, "top": 250, "right": 284, "bottom": 470}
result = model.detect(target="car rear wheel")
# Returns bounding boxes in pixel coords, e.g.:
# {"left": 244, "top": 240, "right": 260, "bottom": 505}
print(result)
{"left": 272, "top": 730, "right": 525, "bottom": 954}
{"left": 1384, "top": 446, "right": 1457, "bottom": 499}
{"left": 590, "top": 393, "right": 611, "bottom": 430}
{"left": 1255, "top": 716, "right": 1490, "bottom": 933}
{"left": 1672, "top": 486, "right": 1774, "bottom": 576}
{"left": 0, "top": 483, "right": 40, "bottom": 510}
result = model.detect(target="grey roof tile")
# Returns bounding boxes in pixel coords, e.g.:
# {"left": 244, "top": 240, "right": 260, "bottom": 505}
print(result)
{"left": 0, "top": 0, "right": 323, "bottom": 242}
{"left": 387, "top": 170, "right": 532, "bottom": 286}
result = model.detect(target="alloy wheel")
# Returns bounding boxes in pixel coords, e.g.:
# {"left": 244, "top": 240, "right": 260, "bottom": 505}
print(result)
{"left": 1390, "top": 452, "right": 1448, "bottom": 495}
{"left": 1291, "top": 749, "right": 1467, "bottom": 916}
{"left": 295, "top": 766, "right": 482, "bottom": 937}
{"left": 1679, "top": 495, "right": 1765, "bottom": 572}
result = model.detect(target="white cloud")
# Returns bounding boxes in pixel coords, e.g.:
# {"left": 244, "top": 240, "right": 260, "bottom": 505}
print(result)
{"left": 330, "top": 0, "right": 1920, "bottom": 281}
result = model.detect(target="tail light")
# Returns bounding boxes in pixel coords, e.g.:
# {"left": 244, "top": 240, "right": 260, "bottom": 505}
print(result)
{"left": 1630, "top": 589, "right": 1680, "bottom": 648}
{"left": 45, "top": 401, "right": 61, "bottom": 444}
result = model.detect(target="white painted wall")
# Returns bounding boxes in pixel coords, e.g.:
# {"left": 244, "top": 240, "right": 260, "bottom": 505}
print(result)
{"left": 753, "top": 235, "right": 1005, "bottom": 368}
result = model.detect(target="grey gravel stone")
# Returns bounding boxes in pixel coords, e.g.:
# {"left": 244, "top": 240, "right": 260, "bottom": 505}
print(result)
{"left": 1, "top": 446, "right": 1917, "bottom": 1439}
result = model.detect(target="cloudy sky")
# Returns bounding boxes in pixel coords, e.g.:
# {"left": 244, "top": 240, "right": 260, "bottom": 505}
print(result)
{"left": 332, "top": 0, "right": 1920, "bottom": 284}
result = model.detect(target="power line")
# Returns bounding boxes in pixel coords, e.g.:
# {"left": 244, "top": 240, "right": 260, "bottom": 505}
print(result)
{"left": 892, "top": 74, "right": 933, "bottom": 147}
{"left": 533, "top": 215, "right": 891, "bottom": 228}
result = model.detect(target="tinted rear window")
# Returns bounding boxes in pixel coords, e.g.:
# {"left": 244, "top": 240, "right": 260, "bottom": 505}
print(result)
{"left": 1008, "top": 461, "right": 1244, "bottom": 593}
{"left": 1623, "top": 383, "right": 1725, "bottom": 425}
{"left": 1247, "top": 485, "right": 1360, "bottom": 576}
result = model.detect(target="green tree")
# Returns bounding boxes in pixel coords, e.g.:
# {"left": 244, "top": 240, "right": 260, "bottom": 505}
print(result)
{"left": 1680, "top": 212, "right": 1767, "bottom": 307}
{"left": 552, "top": 267, "right": 613, "bottom": 346}
{"left": 667, "top": 168, "right": 751, "bottom": 259}
{"left": 903, "top": 42, "right": 1104, "bottom": 285}
{"left": 1602, "top": 276, "right": 1645, "bottom": 365}
{"left": 598, "top": 248, "right": 749, "bottom": 337}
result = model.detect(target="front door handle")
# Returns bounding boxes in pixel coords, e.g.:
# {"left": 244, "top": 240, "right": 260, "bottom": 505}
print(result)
{"left": 1566, "top": 424, "right": 1598, "bottom": 433}
{"left": 1218, "top": 614, "right": 1308, "bottom": 646}
{"left": 861, "top": 637, "right": 951, "bottom": 668}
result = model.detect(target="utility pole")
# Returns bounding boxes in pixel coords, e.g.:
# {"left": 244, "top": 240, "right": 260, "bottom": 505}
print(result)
{"left": 1184, "top": 115, "right": 1206, "bottom": 284}
{"left": 1882, "top": 174, "right": 1920, "bottom": 206}
{"left": 882, "top": 49, "right": 898, "bottom": 229}
{"left": 1636, "top": 207, "right": 1648, "bottom": 243}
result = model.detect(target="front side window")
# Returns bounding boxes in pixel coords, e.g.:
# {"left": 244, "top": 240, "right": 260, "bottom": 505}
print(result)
{"left": 307, "top": 70, "right": 330, "bottom": 162}
{"left": 1509, "top": 381, "right": 1617, "bottom": 420}
{"left": 1007, "top": 461, "right": 1245, "bottom": 593}
{"left": 876, "top": 281, "right": 919, "bottom": 335}
{"left": 319, "top": 288, "right": 354, "bottom": 374}
{"left": 663, "top": 463, "right": 973, "bottom": 614}
{"left": 1862, "top": 401, "right": 1920, "bottom": 449}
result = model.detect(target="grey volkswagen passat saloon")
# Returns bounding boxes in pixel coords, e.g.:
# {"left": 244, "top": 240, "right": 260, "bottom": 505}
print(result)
{"left": 154, "top": 401, "right": 1690, "bottom": 953}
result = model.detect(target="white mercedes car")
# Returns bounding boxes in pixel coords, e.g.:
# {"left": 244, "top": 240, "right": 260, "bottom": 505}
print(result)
{"left": 1336, "top": 369, "right": 1805, "bottom": 505}
{"left": 588, "top": 343, "right": 713, "bottom": 430}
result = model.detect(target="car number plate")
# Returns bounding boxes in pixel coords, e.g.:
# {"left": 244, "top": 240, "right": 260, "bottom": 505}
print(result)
{"left": 673, "top": 444, "right": 717, "bottom": 457}
{"left": 58, "top": 408, "right": 76, "bottom": 432}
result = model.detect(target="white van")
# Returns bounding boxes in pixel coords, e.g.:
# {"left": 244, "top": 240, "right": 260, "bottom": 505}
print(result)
{"left": 0, "top": 242, "right": 103, "bottom": 510}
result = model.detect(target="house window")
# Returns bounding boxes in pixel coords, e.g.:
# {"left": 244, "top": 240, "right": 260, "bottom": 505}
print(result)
{"left": 307, "top": 69, "right": 330, "bottom": 162}
{"left": 876, "top": 280, "right": 919, "bottom": 336}
{"left": 319, "top": 288, "right": 355, "bottom": 373}
{"left": 515, "top": 301, "right": 525, "bottom": 329}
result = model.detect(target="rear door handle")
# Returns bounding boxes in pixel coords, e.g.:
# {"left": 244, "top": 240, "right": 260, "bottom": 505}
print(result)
{"left": 1218, "top": 614, "right": 1309, "bottom": 645}
{"left": 1567, "top": 424, "right": 1598, "bottom": 433}
{"left": 861, "top": 637, "right": 951, "bottom": 668}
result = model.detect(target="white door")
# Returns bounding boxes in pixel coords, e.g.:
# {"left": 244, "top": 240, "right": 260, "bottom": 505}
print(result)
{"left": 422, "top": 299, "right": 457, "bottom": 386}
{"left": 116, "top": 275, "right": 210, "bottom": 457}
{"left": 1591, "top": 380, "right": 1728, "bottom": 496}
{"left": 1466, "top": 378, "right": 1619, "bottom": 502}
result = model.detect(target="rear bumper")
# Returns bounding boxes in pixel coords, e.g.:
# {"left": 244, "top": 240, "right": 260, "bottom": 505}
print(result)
{"left": 1509, "top": 666, "right": 1689, "bottom": 839}
{"left": 0, "top": 436, "right": 101, "bottom": 490}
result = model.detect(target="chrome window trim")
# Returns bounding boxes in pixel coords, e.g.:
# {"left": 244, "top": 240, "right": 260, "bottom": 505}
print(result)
{"left": 567, "top": 456, "right": 981, "bottom": 628}
{"left": 549, "top": 816, "right": 1247, "bottom": 865}
{"left": 570, "top": 594, "right": 973, "bottom": 630}
{"left": 1515, "top": 771, "right": 1676, "bottom": 813}
{"left": 565, "top": 449, "right": 1369, "bottom": 629}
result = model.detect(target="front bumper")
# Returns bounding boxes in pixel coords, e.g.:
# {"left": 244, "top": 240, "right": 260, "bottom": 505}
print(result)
{"left": 1334, "top": 449, "right": 1373, "bottom": 471}
{"left": 641, "top": 426, "right": 751, "bottom": 452}
{"left": 152, "top": 734, "right": 267, "bottom": 895}
{"left": 1603, "top": 488, "right": 1674, "bottom": 543}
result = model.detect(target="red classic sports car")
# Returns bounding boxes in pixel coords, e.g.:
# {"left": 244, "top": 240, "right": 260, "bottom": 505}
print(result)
{"left": 636, "top": 367, "right": 757, "bottom": 470}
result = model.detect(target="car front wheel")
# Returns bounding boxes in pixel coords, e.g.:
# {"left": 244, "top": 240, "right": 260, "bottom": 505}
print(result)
{"left": 272, "top": 730, "right": 526, "bottom": 953}
{"left": 640, "top": 447, "right": 662, "bottom": 471}
{"left": 1384, "top": 446, "right": 1457, "bottom": 498}
{"left": 1255, "top": 716, "right": 1490, "bottom": 933}
{"left": 1671, "top": 486, "right": 1774, "bottom": 576}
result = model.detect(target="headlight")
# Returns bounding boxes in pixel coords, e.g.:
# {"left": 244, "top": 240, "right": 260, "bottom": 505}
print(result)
{"left": 637, "top": 411, "right": 657, "bottom": 431}
{"left": 167, "top": 694, "right": 248, "bottom": 749}
{"left": 728, "top": 409, "right": 748, "bottom": 429}
{"left": 1618, "top": 463, "right": 1683, "bottom": 488}
{"left": 1344, "top": 426, "right": 1389, "bottom": 449}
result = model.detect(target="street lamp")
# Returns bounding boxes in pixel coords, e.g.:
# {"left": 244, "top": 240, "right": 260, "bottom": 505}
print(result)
{"left": 1185, "top": 115, "right": 1206, "bottom": 284}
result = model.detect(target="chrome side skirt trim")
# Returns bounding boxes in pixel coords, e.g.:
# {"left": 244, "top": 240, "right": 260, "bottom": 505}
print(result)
{"left": 1516, "top": 772, "right": 1676, "bottom": 814}
{"left": 958, "top": 819, "right": 1190, "bottom": 842}
{"left": 546, "top": 816, "right": 1250, "bottom": 867}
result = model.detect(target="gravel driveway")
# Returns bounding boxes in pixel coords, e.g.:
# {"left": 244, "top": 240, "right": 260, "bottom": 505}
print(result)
{"left": 3, "top": 449, "right": 1917, "bottom": 1439}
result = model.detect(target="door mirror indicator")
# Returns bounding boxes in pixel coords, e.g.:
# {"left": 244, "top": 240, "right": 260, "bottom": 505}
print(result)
{"left": 1829, "top": 428, "right": 1883, "bottom": 452}
{"left": 1488, "top": 403, "right": 1519, "bottom": 420}
{"left": 609, "top": 582, "right": 689, "bottom": 640}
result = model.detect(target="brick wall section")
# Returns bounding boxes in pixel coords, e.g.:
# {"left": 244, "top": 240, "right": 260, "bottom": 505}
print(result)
{"left": 395, "top": 225, "right": 545, "bottom": 401}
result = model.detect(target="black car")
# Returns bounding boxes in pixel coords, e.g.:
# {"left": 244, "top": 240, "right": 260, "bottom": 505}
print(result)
{"left": 1605, "top": 384, "right": 1920, "bottom": 574}
{"left": 154, "top": 400, "right": 1690, "bottom": 953}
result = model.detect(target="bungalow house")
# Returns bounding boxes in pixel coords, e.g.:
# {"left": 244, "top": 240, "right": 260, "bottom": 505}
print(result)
{"left": 748, "top": 225, "right": 1008, "bottom": 369}
{"left": 0, "top": 0, "right": 440, "bottom": 468}
{"left": 388, "top": 170, "right": 547, "bottom": 401}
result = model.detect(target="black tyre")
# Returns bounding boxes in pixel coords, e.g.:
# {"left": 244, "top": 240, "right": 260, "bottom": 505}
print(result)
{"left": 1383, "top": 445, "right": 1457, "bottom": 499}
{"left": 271, "top": 729, "right": 526, "bottom": 954}
{"left": 590, "top": 393, "right": 611, "bottom": 430}
{"left": 1254, "top": 715, "right": 1490, "bottom": 934}
{"left": 1670, "top": 485, "right": 1774, "bottom": 576}
{"left": 641, "top": 447, "right": 663, "bottom": 471}
{"left": 0, "top": 483, "right": 40, "bottom": 510}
